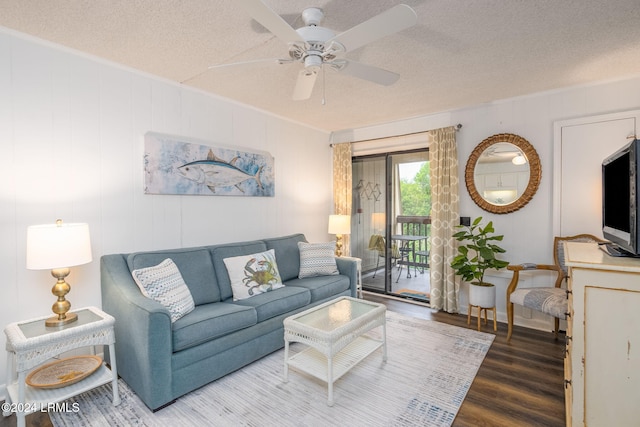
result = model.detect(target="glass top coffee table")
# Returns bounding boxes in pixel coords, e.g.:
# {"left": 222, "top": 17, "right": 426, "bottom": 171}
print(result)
{"left": 283, "top": 296, "right": 387, "bottom": 406}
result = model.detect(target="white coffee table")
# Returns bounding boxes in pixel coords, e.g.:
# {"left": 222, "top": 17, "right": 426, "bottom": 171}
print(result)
{"left": 283, "top": 296, "right": 387, "bottom": 406}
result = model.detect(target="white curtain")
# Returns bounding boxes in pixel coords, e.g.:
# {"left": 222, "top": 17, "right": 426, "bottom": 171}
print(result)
{"left": 332, "top": 143, "right": 352, "bottom": 256}
{"left": 429, "top": 126, "right": 460, "bottom": 313}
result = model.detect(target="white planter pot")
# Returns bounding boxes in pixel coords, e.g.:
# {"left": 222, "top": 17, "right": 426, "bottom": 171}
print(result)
{"left": 469, "top": 283, "right": 496, "bottom": 308}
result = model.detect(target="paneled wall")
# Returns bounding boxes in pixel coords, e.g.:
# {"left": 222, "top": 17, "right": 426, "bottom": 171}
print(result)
{"left": 0, "top": 29, "right": 332, "bottom": 395}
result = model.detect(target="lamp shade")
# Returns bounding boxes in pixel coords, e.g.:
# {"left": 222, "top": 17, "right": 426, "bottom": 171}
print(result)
{"left": 328, "top": 214, "right": 351, "bottom": 235}
{"left": 372, "top": 212, "right": 386, "bottom": 231}
{"left": 26, "top": 221, "right": 92, "bottom": 270}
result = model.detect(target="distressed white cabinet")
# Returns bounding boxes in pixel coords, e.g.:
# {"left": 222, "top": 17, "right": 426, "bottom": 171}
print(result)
{"left": 564, "top": 242, "right": 640, "bottom": 426}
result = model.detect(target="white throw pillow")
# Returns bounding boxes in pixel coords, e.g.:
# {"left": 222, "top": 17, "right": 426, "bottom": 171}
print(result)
{"left": 298, "top": 241, "right": 339, "bottom": 279}
{"left": 131, "top": 258, "right": 195, "bottom": 323}
{"left": 223, "top": 249, "right": 284, "bottom": 301}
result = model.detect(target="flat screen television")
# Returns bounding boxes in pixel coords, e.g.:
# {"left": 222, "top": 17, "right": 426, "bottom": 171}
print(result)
{"left": 601, "top": 138, "right": 640, "bottom": 257}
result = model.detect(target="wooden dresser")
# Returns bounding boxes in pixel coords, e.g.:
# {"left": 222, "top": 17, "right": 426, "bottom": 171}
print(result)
{"left": 564, "top": 242, "right": 640, "bottom": 426}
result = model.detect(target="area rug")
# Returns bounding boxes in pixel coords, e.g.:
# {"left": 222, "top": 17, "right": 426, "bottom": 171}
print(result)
{"left": 50, "top": 311, "right": 494, "bottom": 427}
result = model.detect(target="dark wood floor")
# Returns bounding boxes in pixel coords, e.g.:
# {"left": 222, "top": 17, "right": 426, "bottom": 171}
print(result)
{"left": 365, "top": 293, "right": 566, "bottom": 427}
{"left": 1, "top": 294, "right": 565, "bottom": 427}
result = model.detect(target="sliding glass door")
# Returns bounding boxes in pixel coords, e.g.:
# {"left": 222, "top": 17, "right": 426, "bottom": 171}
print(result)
{"left": 351, "top": 150, "right": 430, "bottom": 302}
{"left": 351, "top": 156, "right": 386, "bottom": 292}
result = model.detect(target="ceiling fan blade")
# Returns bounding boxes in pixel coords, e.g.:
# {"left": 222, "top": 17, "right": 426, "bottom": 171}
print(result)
{"left": 331, "top": 59, "right": 399, "bottom": 86}
{"left": 238, "top": 0, "right": 304, "bottom": 44}
{"left": 292, "top": 70, "right": 318, "bottom": 100}
{"left": 181, "top": 58, "right": 291, "bottom": 83}
{"left": 208, "top": 58, "right": 291, "bottom": 71}
{"left": 329, "top": 4, "right": 418, "bottom": 52}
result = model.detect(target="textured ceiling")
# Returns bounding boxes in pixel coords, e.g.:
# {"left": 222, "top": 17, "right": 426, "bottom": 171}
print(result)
{"left": 1, "top": 1, "right": 640, "bottom": 132}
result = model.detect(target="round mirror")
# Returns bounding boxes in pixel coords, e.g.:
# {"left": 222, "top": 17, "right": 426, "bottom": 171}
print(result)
{"left": 465, "top": 133, "right": 541, "bottom": 214}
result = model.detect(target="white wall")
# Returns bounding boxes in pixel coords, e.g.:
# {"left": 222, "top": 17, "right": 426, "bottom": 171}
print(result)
{"left": 0, "top": 29, "right": 333, "bottom": 396}
{"left": 333, "top": 75, "right": 640, "bottom": 331}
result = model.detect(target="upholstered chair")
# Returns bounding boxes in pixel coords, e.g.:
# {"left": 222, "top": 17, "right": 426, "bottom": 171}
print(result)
{"left": 506, "top": 234, "right": 606, "bottom": 341}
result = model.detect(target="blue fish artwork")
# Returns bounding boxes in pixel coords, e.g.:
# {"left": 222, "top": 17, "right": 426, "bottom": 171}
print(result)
{"left": 144, "top": 132, "right": 275, "bottom": 196}
{"left": 177, "top": 151, "right": 263, "bottom": 194}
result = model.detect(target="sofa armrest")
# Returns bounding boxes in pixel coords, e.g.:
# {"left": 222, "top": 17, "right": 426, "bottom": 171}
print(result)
{"left": 100, "top": 254, "right": 174, "bottom": 410}
{"left": 335, "top": 257, "right": 358, "bottom": 298}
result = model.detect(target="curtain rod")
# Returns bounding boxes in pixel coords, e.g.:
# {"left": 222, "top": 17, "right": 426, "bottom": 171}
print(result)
{"left": 330, "top": 123, "right": 462, "bottom": 147}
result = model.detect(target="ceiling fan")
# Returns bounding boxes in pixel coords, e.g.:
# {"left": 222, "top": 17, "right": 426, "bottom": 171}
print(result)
{"left": 203, "top": 1, "right": 418, "bottom": 100}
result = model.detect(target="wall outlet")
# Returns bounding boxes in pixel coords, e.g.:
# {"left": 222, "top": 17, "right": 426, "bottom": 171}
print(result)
{"left": 460, "top": 216, "right": 471, "bottom": 226}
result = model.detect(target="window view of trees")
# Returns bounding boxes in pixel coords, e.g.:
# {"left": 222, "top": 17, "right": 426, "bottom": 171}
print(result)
{"left": 399, "top": 161, "right": 431, "bottom": 216}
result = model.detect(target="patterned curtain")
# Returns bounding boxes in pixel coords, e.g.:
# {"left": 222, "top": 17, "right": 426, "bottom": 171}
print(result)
{"left": 429, "top": 126, "right": 460, "bottom": 313}
{"left": 332, "top": 143, "right": 352, "bottom": 256}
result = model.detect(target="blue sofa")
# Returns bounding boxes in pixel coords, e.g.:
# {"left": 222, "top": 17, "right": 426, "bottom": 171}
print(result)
{"left": 100, "top": 233, "right": 358, "bottom": 410}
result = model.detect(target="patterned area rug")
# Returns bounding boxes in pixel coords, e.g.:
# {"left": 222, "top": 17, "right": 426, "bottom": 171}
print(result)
{"left": 51, "top": 311, "right": 494, "bottom": 427}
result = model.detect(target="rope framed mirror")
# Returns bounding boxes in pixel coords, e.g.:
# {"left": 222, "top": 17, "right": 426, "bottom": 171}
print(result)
{"left": 465, "top": 133, "right": 541, "bottom": 214}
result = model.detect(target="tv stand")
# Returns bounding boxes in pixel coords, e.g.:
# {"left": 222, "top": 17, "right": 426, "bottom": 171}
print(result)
{"left": 564, "top": 242, "right": 640, "bottom": 426}
{"left": 598, "top": 242, "right": 640, "bottom": 258}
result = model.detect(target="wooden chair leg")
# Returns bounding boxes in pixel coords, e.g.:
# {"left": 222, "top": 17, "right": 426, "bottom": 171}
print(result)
{"left": 507, "top": 302, "right": 514, "bottom": 342}
{"left": 554, "top": 317, "right": 560, "bottom": 339}
{"left": 492, "top": 307, "right": 497, "bottom": 331}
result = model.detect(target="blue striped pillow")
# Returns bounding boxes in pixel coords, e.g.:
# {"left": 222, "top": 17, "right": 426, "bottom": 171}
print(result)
{"left": 131, "top": 258, "right": 195, "bottom": 323}
{"left": 298, "top": 241, "right": 339, "bottom": 278}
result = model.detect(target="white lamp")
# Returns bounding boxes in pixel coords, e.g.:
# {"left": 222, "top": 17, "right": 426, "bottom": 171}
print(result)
{"left": 26, "top": 219, "right": 92, "bottom": 327}
{"left": 328, "top": 214, "right": 351, "bottom": 257}
{"left": 372, "top": 212, "right": 386, "bottom": 233}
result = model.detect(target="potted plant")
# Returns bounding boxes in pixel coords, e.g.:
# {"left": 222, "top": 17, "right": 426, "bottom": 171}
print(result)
{"left": 450, "top": 217, "right": 509, "bottom": 307}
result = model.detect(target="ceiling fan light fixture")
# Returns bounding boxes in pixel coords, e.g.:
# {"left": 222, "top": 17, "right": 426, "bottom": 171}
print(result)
{"left": 512, "top": 153, "right": 527, "bottom": 165}
{"left": 304, "top": 54, "right": 322, "bottom": 71}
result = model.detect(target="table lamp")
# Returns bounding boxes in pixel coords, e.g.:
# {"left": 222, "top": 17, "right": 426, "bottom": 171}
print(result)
{"left": 328, "top": 214, "right": 351, "bottom": 257}
{"left": 26, "top": 219, "right": 92, "bottom": 327}
{"left": 372, "top": 212, "right": 386, "bottom": 233}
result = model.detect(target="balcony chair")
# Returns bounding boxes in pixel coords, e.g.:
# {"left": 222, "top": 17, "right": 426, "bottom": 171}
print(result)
{"left": 367, "top": 234, "right": 399, "bottom": 279}
{"left": 394, "top": 216, "right": 431, "bottom": 282}
{"left": 506, "top": 234, "right": 606, "bottom": 341}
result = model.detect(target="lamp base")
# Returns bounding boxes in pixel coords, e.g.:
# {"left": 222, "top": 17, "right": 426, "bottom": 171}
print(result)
{"left": 45, "top": 312, "right": 77, "bottom": 328}
{"left": 335, "top": 235, "right": 344, "bottom": 257}
{"left": 46, "top": 268, "right": 77, "bottom": 328}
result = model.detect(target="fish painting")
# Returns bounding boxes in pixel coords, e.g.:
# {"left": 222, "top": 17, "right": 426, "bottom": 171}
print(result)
{"left": 143, "top": 132, "right": 275, "bottom": 196}
{"left": 177, "top": 150, "right": 263, "bottom": 194}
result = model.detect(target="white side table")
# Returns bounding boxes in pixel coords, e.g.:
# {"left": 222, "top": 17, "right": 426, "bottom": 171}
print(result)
{"left": 4, "top": 306, "right": 120, "bottom": 427}
{"left": 340, "top": 256, "right": 362, "bottom": 298}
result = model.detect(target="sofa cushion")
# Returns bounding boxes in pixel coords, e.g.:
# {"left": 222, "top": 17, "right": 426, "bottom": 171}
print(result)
{"left": 223, "top": 249, "right": 284, "bottom": 301}
{"left": 232, "top": 286, "right": 310, "bottom": 322}
{"left": 127, "top": 248, "right": 220, "bottom": 305}
{"left": 211, "top": 241, "right": 268, "bottom": 301}
{"left": 131, "top": 258, "right": 195, "bottom": 323}
{"left": 172, "top": 303, "right": 257, "bottom": 352}
{"left": 285, "top": 275, "right": 351, "bottom": 303}
{"left": 298, "top": 241, "right": 339, "bottom": 278}
{"left": 263, "top": 234, "right": 307, "bottom": 282}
